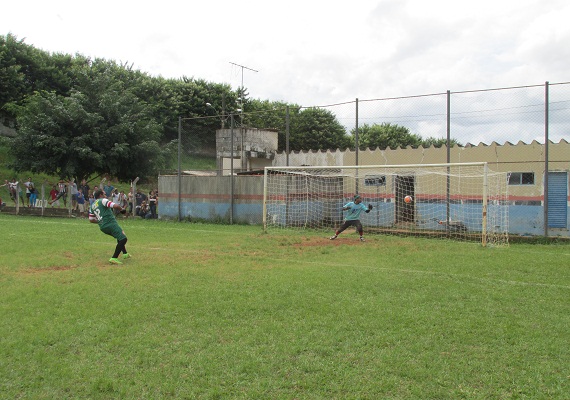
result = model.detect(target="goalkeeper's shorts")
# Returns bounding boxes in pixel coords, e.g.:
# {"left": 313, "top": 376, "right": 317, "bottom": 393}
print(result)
{"left": 339, "top": 219, "right": 363, "bottom": 232}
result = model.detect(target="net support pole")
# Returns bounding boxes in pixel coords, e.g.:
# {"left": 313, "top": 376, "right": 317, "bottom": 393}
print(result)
{"left": 482, "top": 162, "right": 488, "bottom": 247}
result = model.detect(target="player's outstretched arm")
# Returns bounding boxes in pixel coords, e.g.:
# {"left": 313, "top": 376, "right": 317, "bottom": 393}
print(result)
{"left": 112, "top": 203, "right": 127, "bottom": 214}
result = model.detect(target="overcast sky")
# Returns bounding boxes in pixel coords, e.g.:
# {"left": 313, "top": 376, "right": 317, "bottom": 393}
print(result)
{"left": 2, "top": 0, "right": 569, "bottom": 144}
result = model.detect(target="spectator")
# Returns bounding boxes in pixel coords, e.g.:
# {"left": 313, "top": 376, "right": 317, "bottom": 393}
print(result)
{"left": 111, "top": 188, "right": 118, "bottom": 205}
{"left": 49, "top": 185, "right": 59, "bottom": 207}
{"left": 49, "top": 179, "right": 67, "bottom": 207}
{"left": 8, "top": 178, "right": 24, "bottom": 206}
{"left": 80, "top": 179, "right": 90, "bottom": 202}
{"left": 23, "top": 177, "right": 34, "bottom": 207}
{"left": 139, "top": 201, "right": 150, "bottom": 218}
{"left": 135, "top": 189, "right": 147, "bottom": 215}
{"left": 76, "top": 188, "right": 86, "bottom": 217}
{"left": 118, "top": 190, "right": 128, "bottom": 217}
{"left": 0, "top": 180, "right": 9, "bottom": 206}
{"left": 28, "top": 178, "right": 37, "bottom": 208}
{"left": 69, "top": 180, "right": 78, "bottom": 210}
{"left": 88, "top": 191, "right": 95, "bottom": 208}
{"left": 103, "top": 182, "right": 114, "bottom": 197}
{"left": 127, "top": 188, "right": 134, "bottom": 215}
{"left": 148, "top": 190, "right": 158, "bottom": 219}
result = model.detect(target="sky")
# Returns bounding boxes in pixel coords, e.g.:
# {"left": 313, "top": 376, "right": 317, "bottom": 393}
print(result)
{"left": 2, "top": 0, "right": 569, "bottom": 144}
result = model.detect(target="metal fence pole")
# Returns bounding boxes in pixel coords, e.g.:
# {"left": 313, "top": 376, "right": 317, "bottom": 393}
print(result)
{"left": 15, "top": 183, "right": 20, "bottom": 213}
{"left": 544, "top": 81, "right": 549, "bottom": 236}
{"left": 230, "top": 114, "right": 234, "bottom": 224}
{"left": 355, "top": 98, "right": 359, "bottom": 166}
{"left": 178, "top": 116, "right": 182, "bottom": 222}
{"left": 286, "top": 106, "right": 290, "bottom": 167}
{"left": 446, "top": 90, "right": 451, "bottom": 227}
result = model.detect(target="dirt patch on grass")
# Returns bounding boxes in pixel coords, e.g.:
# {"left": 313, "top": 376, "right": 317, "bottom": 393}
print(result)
{"left": 292, "top": 236, "right": 363, "bottom": 247}
{"left": 23, "top": 265, "right": 78, "bottom": 274}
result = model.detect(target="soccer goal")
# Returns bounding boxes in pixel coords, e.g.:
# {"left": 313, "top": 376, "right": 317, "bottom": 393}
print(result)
{"left": 263, "top": 163, "right": 509, "bottom": 246}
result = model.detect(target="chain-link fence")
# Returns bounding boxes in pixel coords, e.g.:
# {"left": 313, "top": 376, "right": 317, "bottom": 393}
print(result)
{"left": 161, "top": 81, "right": 569, "bottom": 235}
{"left": 175, "top": 81, "right": 569, "bottom": 172}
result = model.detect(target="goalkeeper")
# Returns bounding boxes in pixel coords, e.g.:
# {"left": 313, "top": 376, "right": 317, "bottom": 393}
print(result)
{"left": 89, "top": 189, "right": 130, "bottom": 264}
{"left": 330, "top": 195, "right": 373, "bottom": 242}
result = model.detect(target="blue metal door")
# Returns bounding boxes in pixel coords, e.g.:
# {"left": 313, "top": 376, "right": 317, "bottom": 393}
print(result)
{"left": 547, "top": 172, "right": 568, "bottom": 228}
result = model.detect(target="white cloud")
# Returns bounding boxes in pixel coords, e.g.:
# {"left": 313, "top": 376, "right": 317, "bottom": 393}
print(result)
{"left": 2, "top": 0, "right": 569, "bottom": 144}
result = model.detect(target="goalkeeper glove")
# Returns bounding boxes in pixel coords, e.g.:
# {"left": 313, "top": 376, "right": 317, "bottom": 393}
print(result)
{"left": 120, "top": 208, "right": 127, "bottom": 214}
{"left": 368, "top": 204, "right": 373, "bottom": 210}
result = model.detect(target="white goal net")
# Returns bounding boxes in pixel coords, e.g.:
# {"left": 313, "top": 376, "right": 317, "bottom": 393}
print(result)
{"left": 263, "top": 163, "right": 509, "bottom": 246}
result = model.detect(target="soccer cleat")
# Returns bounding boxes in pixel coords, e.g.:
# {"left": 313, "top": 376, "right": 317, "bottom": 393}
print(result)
{"left": 109, "top": 258, "right": 123, "bottom": 265}
{"left": 360, "top": 237, "right": 365, "bottom": 242}
{"left": 122, "top": 253, "right": 131, "bottom": 260}
{"left": 329, "top": 235, "right": 337, "bottom": 240}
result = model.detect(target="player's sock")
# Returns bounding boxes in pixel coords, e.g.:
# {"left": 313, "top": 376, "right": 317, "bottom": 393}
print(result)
{"left": 113, "top": 238, "right": 128, "bottom": 258}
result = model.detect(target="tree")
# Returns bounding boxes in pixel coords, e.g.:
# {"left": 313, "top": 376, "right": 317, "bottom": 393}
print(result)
{"left": 0, "top": 34, "right": 86, "bottom": 126}
{"left": 354, "top": 123, "right": 423, "bottom": 149}
{"left": 9, "top": 59, "right": 173, "bottom": 182}
{"left": 421, "top": 136, "right": 462, "bottom": 148}
{"left": 290, "top": 107, "right": 351, "bottom": 151}
{"left": 242, "top": 99, "right": 292, "bottom": 151}
{"left": 354, "top": 123, "right": 462, "bottom": 149}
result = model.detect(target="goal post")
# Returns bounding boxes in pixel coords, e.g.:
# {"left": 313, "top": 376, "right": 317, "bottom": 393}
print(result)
{"left": 263, "top": 162, "right": 509, "bottom": 246}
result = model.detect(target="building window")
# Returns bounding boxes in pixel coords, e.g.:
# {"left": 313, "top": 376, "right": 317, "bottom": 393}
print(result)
{"left": 508, "top": 172, "right": 535, "bottom": 185}
{"left": 364, "top": 175, "right": 386, "bottom": 186}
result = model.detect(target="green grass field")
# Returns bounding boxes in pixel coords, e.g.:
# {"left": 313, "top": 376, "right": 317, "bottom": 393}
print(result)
{"left": 1, "top": 214, "right": 569, "bottom": 399}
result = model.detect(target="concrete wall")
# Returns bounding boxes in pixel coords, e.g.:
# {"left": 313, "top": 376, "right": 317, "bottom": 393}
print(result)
{"left": 158, "top": 175, "right": 264, "bottom": 224}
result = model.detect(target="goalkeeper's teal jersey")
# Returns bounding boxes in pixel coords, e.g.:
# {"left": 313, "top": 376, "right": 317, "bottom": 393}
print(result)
{"left": 89, "top": 198, "right": 118, "bottom": 230}
{"left": 344, "top": 201, "right": 368, "bottom": 221}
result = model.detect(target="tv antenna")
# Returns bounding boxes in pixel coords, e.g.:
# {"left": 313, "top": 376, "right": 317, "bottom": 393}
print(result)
{"left": 229, "top": 62, "right": 259, "bottom": 124}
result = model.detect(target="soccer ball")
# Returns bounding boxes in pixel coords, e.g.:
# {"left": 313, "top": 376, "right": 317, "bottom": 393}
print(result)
{"left": 404, "top": 195, "right": 413, "bottom": 203}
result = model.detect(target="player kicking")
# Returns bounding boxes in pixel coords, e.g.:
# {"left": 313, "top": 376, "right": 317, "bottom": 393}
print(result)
{"left": 330, "top": 195, "right": 373, "bottom": 242}
{"left": 89, "top": 189, "right": 130, "bottom": 264}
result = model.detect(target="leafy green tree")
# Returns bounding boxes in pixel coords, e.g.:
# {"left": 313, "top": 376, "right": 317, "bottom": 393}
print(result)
{"left": 354, "top": 123, "right": 422, "bottom": 149}
{"left": 0, "top": 34, "right": 86, "bottom": 126}
{"left": 421, "top": 136, "right": 462, "bottom": 148}
{"left": 354, "top": 123, "right": 462, "bottom": 149}
{"left": 242, "top": 99, "right": 295, "bottom": 151}
{"left": 290, "top": 107, "right": 351, "bottom": 151}
{"left": 9, "top": 59, "right": 173, "bottom": 182}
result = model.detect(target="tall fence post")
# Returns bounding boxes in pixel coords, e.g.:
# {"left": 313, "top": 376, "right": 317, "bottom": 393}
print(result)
{"left": 230, "top": 114, "right": 235, "bottom": 224}
{"left": 355, "top": 98, "right": 359, "bottom": 166}
{"left": 178, "top": 116, "right": 182, "bottom": 222}
{"left": 286, "top": 106, "right": 290, "bottom": 167}
{"left": 446, "top": 90, "right": 451, "bottom": 226}
{"left": 543, "top": 81, "right": 549, "bottom": 237}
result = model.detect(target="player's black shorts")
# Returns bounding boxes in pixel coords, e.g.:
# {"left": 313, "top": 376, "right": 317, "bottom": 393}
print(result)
{"left": 339, "top": 219, "right": 363, "bottom": 232}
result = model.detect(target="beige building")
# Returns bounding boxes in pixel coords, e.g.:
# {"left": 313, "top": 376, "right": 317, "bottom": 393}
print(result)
{"left": 273, "top": 140, "right": 570, "bottom": 202}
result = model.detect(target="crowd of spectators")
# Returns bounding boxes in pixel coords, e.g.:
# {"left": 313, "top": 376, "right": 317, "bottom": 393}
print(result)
{"left": 1, "top": 177, "right": 159, "bottom": 219}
